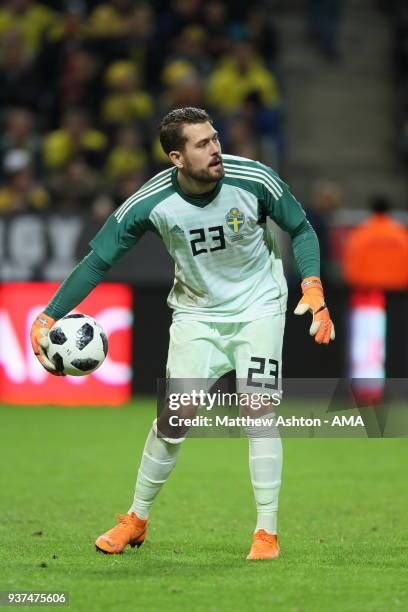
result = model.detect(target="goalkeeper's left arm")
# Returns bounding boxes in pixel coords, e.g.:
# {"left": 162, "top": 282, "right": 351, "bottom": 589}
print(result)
{"left": 289, "top": 221, "right": 335, "bottom": 345}
{"left": 30, "top": 251, "right": 111, "bottom": 374}
{"left": 261, "top": 167, "right": 335, "bottom": 345}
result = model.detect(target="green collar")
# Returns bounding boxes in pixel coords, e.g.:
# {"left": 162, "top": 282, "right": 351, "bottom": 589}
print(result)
{"left": 171, "top": 168, "right": 222, "bottom": 207}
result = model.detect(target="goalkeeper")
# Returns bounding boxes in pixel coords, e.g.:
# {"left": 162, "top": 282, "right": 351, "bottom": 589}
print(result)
{"left": 31, "top": 107, "right": 334, "bottom": 561}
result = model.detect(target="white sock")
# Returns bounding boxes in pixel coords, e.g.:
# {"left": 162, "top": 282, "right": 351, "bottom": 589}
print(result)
{"left": 129, "top": 425, "right": 182, "bottom": 519}
{"left": 248, "top": 435, "right": 282, "bottom": 535}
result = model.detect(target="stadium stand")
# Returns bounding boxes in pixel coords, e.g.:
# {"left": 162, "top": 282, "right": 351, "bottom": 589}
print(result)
{"left": 0, "top": 0, "right": 285, "bottom": 218}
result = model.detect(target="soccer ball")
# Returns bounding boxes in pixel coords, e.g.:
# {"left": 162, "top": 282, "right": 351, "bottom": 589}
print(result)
{"left": 47, "top": 314, "right": 108, "bottom": 376}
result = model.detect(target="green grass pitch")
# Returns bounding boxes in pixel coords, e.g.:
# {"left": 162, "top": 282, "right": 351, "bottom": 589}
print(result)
{"left": 0, "top": 400, "right": 407, "bottom": 612}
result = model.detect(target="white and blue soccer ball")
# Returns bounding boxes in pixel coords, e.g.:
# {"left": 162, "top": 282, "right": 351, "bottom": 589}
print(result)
{"left": 47, "top": 314, "right": 108, "bottom": 376}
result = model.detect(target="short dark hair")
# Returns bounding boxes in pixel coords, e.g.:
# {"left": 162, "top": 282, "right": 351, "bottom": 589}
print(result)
{"left": 159, "top": 107, "right": 212, "bottom": 154}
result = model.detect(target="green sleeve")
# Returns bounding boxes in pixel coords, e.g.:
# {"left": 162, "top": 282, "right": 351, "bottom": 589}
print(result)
{"left": 90, "top": 199, "right": 157, "bottom": 266}
{"left": 290, "top": 219, "right": 320, "bottom": 279}
{"left": 44, "top": 190, "right": 164, "bottom": 319}
{"left": 260, "top": 165, "right": 320, "bottom": 279}
{"left": 44, "top": 188, "right": 164, "bottom": 318}
{"left": 44, "top": 251, "right": 111, "bottom": 320}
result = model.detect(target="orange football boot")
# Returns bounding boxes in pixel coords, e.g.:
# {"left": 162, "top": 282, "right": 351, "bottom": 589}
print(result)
{"left": 95, "top": 512, "right": 147, "bottom": 554}
{"left": 246, "top": 529, "right": 280, "bottom": 560}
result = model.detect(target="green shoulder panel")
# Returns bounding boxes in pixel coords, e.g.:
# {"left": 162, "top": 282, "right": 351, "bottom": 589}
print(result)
{"left": 222, "top": 154, "right": 320, "bottom": 277}
{"left": 90, "top": 177, "right": 174, "bottom": 265}
{"left": 222, "top": 154, "right": 307, "bottom": 234}
{"left": 141, "top": 165, "right": 173, "bottom": 189}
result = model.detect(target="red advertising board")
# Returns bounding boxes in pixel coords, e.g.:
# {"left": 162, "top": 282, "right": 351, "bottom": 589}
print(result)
{"left": 349, "top": 289, "right": 386, "bottom": 405}
{"left": 0, "top": 283, "right": 133, "bottom": 405}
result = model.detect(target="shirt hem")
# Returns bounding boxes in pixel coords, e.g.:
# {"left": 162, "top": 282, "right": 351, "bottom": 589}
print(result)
{"left": 170, "top": 295, "right": 287, "bottom": 322}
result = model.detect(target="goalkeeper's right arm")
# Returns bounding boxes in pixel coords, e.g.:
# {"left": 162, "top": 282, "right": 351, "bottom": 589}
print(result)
{"left": 30, "top": 251, "right": 111, "bottom": 374}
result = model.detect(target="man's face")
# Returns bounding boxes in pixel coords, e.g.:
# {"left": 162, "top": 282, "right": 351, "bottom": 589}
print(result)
{"left": 175, "top": 122, "right": 224, "bottom": 183}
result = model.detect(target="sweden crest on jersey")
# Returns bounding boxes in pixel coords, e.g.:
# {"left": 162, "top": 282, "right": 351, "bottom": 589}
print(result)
{"left": 225, "top": 208, "right": 245, "bottom": 241}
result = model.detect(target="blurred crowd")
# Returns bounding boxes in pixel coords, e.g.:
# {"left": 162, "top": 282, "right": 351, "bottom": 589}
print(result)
{"left": 0, "top": 0, "right": 285, "bottom": 219}
{"left": 388, "top": 0, "right": 408, "bottom": 164}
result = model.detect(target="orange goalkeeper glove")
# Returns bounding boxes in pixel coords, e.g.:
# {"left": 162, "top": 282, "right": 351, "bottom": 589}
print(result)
{"left": 294, "top": 277, "right": 335, "bottom": 345}
{"left": 30, "top": 312, "right": 63, "bottom": 375}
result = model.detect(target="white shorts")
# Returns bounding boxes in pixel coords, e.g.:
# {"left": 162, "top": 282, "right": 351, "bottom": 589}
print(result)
{"left": 166, "top": 314, "right": 285, "bottom": 394}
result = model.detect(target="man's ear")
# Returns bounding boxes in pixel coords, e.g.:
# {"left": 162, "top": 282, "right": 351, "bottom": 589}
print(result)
{"left": 169, "top": 150, "right": 183, "bottom": 169}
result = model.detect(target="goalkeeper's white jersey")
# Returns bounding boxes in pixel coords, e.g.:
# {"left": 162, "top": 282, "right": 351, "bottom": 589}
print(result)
{"left": 91, "top": 155, "right": 310, "bottom": 322}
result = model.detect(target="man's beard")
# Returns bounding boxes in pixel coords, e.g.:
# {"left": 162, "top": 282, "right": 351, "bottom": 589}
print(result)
{"left": 184, "top": 159, "right": 225, "bottom": 183}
